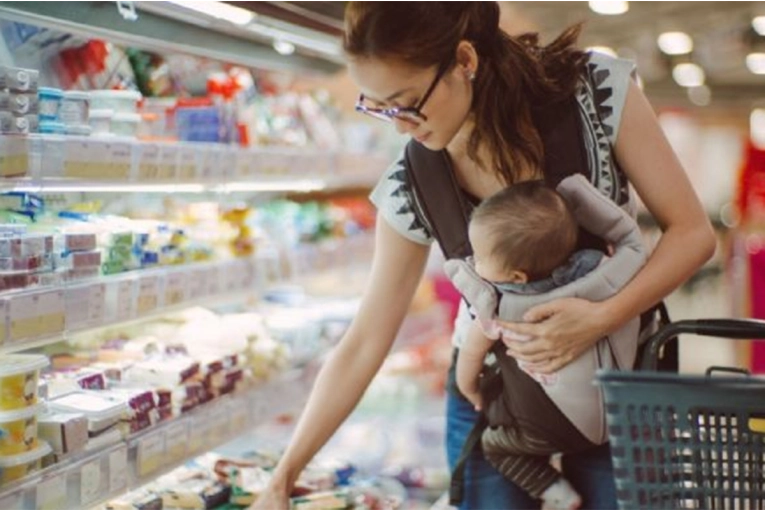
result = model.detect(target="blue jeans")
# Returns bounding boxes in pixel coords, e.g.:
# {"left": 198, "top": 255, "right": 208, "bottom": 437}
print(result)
{"left": 446, "top": 390, "right": 618, "bottom": 510}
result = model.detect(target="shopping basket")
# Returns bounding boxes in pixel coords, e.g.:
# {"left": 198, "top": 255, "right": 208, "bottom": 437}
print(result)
{"left": 597, "top": 318, "right": 765, "bottom": 510}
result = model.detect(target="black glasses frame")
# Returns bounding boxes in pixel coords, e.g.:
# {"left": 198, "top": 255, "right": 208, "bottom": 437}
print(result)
{"left": 355, "top": 60, "right": 453, "bottom": 123}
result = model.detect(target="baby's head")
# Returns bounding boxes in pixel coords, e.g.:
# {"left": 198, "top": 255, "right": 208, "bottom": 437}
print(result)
{"left": 468, "top": 180, "right": 578, "bottom": 284}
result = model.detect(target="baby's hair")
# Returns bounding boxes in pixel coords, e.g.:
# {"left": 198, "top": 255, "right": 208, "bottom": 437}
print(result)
{"left": 471, "top": 180, "right": 579, "bottom": 280}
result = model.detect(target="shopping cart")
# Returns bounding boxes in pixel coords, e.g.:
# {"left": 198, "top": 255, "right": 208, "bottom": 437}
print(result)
{"left": 597, "top": 319, "right": 765, "bottom": 510}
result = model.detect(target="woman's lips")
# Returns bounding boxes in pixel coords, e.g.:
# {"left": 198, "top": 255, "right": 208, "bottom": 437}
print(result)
{"left": 414, "top": 132, "right": 431, "bottom": 143}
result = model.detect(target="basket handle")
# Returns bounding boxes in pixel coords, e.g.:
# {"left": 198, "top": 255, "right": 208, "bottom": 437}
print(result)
{"left": 640, "top": 319, "right": 765, "bottom": 371}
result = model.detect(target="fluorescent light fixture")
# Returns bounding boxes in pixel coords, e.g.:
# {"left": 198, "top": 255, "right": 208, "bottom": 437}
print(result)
{"left": 753, "top": 16, "right": 765, "bottom": 36}
{"left": 751, "top": 108, "right": 765, "bottom": 149}
{"left": 657, "top": 32, "right": 693, "bottom": 55}
{"left": 672, "top": 63, "right": 705, "bottom": 87}
{"left": 246, "top": 23, "right": 342, "bottom": 58}
{"left": 166, "top": 1, "right": 255, "bottom": 25}
{"left": 687, "top": 85, "right": 711, "bottom": 106}
{"left": 586, "top": 46, "right": 618, "bottom": 57}
{"left": 746, "top": 53, "right": 765, "bottom": 75}
{"left": 588, "top": 1, "right": 628, "bottom": 15}
{"left": 273, "top": 40, "right": 296, "bottom": 56}
{"left": 8, "top": 184, "right": 208, "bottom": 193}
{"left": 217, "top": 180, "right": 327, "bottom": 193}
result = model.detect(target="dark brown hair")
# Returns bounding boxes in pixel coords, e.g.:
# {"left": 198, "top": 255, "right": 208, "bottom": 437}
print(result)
{"left": 343, "top": 2, "right": 588, "bottom": 185}
{"left": 471, "top": 181, "right": 578, "bottom": 280}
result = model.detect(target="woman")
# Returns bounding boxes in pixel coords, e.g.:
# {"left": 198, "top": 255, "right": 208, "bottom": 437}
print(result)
{"left": 252, "top": 2, "right": 716, "bottom": 509}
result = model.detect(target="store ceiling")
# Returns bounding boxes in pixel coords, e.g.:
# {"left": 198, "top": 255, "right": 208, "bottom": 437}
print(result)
{"left": 239, "top": 1, "right": 765, "bottom": 113}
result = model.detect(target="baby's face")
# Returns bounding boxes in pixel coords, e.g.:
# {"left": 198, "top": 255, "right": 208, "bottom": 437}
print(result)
{"left": 468, "top": 222, "right": 514, "bottom": 283}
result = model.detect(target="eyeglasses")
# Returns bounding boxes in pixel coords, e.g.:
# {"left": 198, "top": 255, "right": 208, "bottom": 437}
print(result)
{"left": 355, "top": 60, "right": 452, "bottom": 124}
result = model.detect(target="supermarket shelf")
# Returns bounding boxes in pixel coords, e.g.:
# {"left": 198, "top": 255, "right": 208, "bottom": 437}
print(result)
{"left": 0, "top": 135, "right": 387, "bottom": 193}
{"left": 0, "top": 1, "right": 341, "bottom": 75}
{"left": 0, "top": 254, "right": 274, "bottom": 355}
{"left": 0, "top": 360, "right": 323, "bottom": 510}
{"left": 0, "top": 232, "right": 375, "bottom": 355}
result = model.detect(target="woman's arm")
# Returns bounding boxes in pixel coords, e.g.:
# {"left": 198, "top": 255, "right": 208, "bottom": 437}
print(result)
{"left": 501, "top": 80, "right": 716, "bottom": 373}
{"left": 456, "top": 321, "right": 494, "bottom": 410}
{"left": 250, "top": 214, "right": 430, "bottom": 509}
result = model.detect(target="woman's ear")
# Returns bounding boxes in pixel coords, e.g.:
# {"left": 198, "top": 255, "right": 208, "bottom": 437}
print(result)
{"left": 508, "top": 270, "right": 528, "bottom": 284}
{"left": 455, "top": 40, "right": 479, "bottom": 78}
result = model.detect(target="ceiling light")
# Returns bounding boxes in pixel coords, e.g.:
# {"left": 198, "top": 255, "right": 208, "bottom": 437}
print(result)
{"left": 751, "top": 109, "right": 765, "bottom": 149}
{"left": 273, "top": 40, "right": 296, "bottom": 56}
{"left": 588, "top": 1, "right": 629, "bottom": 15}
{"left": 672, "top": 63, "right": 705, "bottom": 87}
{"left": 587, "top": 46, "right": 618, "bottom": 57}
{"left": 746, "top": 53, "right": 765, "bottom": 75}
{"left": 166, "top": 1, "right": 255, "bottom": 25}
{"left": 687, "top": 85, "right": 711, "bottom": 106}
{"left": 657, "top": 32, "right": 693, "bottom": 55}
{"left": 753, "top": 16, "right": 765, "bottom": 36}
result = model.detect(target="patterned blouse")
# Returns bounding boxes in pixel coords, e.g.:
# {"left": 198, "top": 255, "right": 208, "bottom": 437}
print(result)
{"left": 368, "top": 52, "right": 638, "bottom": 347}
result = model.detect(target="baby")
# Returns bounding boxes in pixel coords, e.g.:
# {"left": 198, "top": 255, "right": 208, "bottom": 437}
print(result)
{"left": 457, "top": 180, "right": 605, "bottom": 510}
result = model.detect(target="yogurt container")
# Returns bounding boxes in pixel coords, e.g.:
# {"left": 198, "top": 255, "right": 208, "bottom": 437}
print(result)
{"left": 0, "top": 403, "right": 41, "bottom": 455}
{"left": 89, "top": 89, "right": 141, "bottom": 114}
{"left": 0, "top": 355, "right": 49, "bottom": 411}
{"left": 89, "top": 108, "right": 114, "bottom": 136}
{"left": 37, "top": 87, "right": 63, "bottom": 121}
{"left": 0, "top": 92, "right": 39, "bottom": 115}
{"left": 111, "top": 112, "right": 141, "bottom": 138}
{"left": 0, "top": 66, "right": 39, "bottom": 93}
{"left": 59, "top": 90, "right": 90, "bottom": 126}
{"left": 0, "top": 441, "right": 51, "bottom": 486}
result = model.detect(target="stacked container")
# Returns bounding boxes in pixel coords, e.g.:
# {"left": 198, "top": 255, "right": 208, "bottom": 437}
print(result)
{"left": 0, "top": 65, "right": 39, "bottom": 134}
{"left": 0, "top": 354, "right": 51, "bottom": 486}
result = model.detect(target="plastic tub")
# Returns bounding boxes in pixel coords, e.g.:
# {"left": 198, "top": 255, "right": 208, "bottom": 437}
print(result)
{"left": 89, "top": 108, "right": 114, "bottom": 136}
{"left": 0, "top": 66, "right": 39, "bottom": 93}
{"left": 89, "top": 89, "right": 141, "bottom": 114}
{"left": 37, "top": 87, "right": 63, "bottom": 121}
{"left": 0, "top": 403, "right": 41, "bottom": 455}
{"left": 48, "top": 391, "right": 128, "bottom": 434}
{"left": 38, "top": 120, "right": 66, "bottom": 135}
{"left": 0, "top": 441, "right": 51, "bottom": 486}
{"left": 60, "top": 90, "right": 90, "bottom": 126}
{"left": 0, "top": 92, "right": 39, "bottom": 115}
{"left": 0, "top": 355, "right": 49, "bottom": 411}
{"left": 111, "top": 112, "right": 140, "bottom": 137}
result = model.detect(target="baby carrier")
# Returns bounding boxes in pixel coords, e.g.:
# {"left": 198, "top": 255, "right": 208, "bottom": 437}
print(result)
{"left": 444, "top": 173, "right": 646, "bottom": 446}
{"left": 402, "top": 97, "right": 677, "bottom": 505}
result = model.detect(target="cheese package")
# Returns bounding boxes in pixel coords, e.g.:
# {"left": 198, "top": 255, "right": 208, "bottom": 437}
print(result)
{"left": 37, "top": 411, "right": 88, "bottom": 455}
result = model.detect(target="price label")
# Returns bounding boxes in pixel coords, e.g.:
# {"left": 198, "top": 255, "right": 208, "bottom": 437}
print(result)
{"left": 203, "top": 146, "right": 223, "bottom": 180}
{"left": 189, "top": 414, "right": 211, "bottom": 453}
{"left": 164, "top": 271, "right": 187, "bottom": 306}
{"left": 137, "top": 432, "right": 165, "bottom": 478}
{"left": 66, "top": 284, "right": 105, "bottom": 331}
{"left": 137, "top": 143, "right": 161, "bottom": 180}
{"left": 136, "top": 276, "right": 159, "bottom": 315}
{"left": 178, "top": 146, "right": 199, "bottom": 180}
{"left": 220, "top": 148, "right": 237, "bottom": 180}
{"left": 231, "top": 400, "right": 249, "bottom": 433}
{"left": 37, "top": 474, "right": 67, "bottom": 510}
{"left": 105, "top": 141, "right": 132, "bottom": 179}
{"left": 0, "top": 493, "right": 21, "bottom": 510}
{"left": 158, "top": 145, "right": 179, "bottom": 180}
{"left": 40, "top": 136, "right": 65, "bottom": 177}
{"left": 80, "top": 459, "right": 102, "bottom": 505}
{"left": 0, "top": 136, "right": 29, "bottom": 177}
{"left": 209, "top": 402, "right": 230, "bottom": 444}
{"left": 115, "top": 279, "right": 135, "bottom": 321}
{"left": 8, "top": 290, "right": 65, "bottom": 341}
{"left": 186, "top": 268, "right": 207, "bottom": 300}
{"left": 206, "top": 266, "right": 222, "bottom": 296}
{"left": 108, "top": 447, "right": 128, "bottom": 493}
{"left": 164, "top": 421, "right": 189, "bottom": 462}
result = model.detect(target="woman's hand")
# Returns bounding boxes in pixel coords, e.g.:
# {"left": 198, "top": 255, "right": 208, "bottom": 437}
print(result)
{"left": 498, "top": 297, "right": 614, "bottom": 374}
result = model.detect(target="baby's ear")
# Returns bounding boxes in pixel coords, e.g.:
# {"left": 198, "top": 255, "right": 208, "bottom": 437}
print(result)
{"left": 443, "top": 259, "right": 498, "bottom": 320}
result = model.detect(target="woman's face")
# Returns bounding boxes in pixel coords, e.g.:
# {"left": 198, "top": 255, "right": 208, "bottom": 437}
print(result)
{"left": 348, "top": 56, "right": 474, "bottom": 151}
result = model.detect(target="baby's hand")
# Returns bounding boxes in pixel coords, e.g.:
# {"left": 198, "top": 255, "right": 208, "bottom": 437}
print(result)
{"left": 457, "top": 382, "right": 483, "bottom": 411}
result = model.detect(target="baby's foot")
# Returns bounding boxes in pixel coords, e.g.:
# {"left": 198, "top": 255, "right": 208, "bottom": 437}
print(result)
{"left": 540, "top": 478, "right": 582, "bottom": 510}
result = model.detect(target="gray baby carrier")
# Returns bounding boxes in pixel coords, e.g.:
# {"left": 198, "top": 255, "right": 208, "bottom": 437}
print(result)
{"left": 444, "top": 173, "right": 647, "bottom": 445}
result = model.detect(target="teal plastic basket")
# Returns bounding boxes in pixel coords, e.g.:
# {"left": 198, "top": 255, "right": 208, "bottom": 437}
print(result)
{"left": 598, "top": 319, "right": 765, "bottom": 510}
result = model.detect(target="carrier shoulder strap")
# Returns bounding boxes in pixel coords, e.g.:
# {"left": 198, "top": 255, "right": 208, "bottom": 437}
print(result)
{"left": 404, "top": 97, "right": 587, "bottom": 261}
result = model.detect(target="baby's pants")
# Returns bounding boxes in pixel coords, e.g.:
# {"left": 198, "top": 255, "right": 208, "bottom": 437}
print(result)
{"left": 482, "top": 424, "right": 562, "bottom": 499}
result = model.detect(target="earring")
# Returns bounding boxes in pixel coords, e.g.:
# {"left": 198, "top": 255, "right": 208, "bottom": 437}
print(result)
{"left": 467, "top": 70, "right": 476, "bottom": 82}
